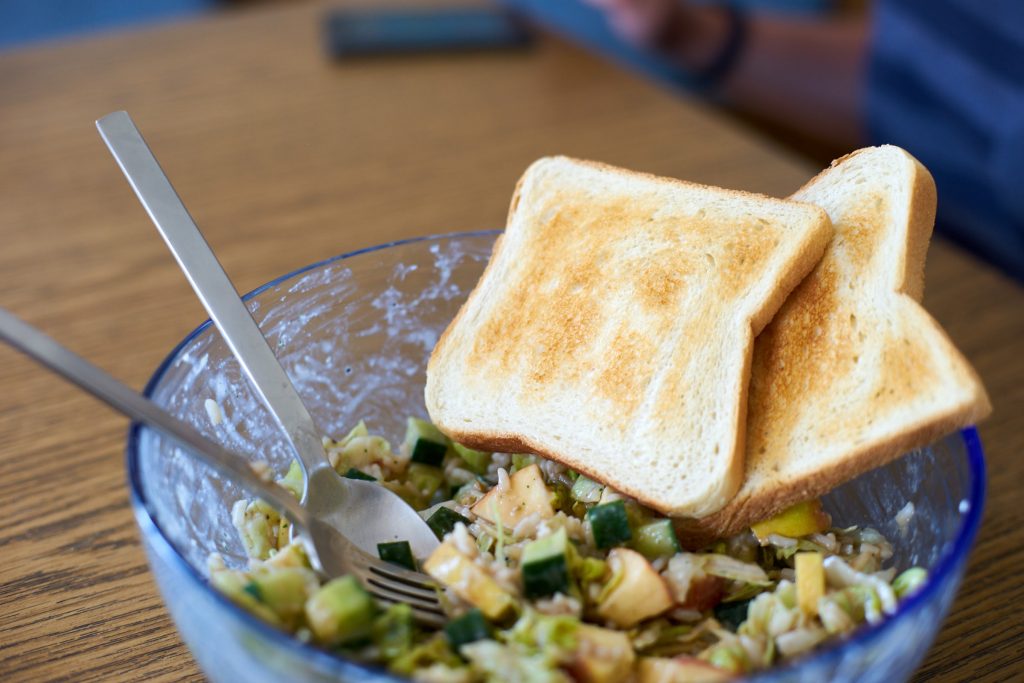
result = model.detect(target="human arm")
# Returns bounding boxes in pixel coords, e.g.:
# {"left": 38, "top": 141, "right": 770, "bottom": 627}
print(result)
{"left": 585, "top": 0, "right": 869, "bottom": 149}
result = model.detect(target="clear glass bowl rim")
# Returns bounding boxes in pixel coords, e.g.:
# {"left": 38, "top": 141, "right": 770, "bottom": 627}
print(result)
{"left": 124, "top": 230, "right": 987, "bottom": 682}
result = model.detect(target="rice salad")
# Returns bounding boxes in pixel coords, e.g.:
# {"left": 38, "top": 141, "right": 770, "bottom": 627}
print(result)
{"left": 210, "top": 418, "right": 928, "bottom": 682}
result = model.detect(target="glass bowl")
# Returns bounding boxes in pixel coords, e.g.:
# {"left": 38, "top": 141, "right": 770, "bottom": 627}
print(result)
{"left": 126, "top": 231, "right": 985, "bottom": 683}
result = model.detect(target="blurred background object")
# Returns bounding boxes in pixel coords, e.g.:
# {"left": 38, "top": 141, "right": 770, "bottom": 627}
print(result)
{"left": 0, "top": 0, "right": 219, "bottom": 49}
{"left": 323, "top": 5, "right": 531, "bottom": 57}
{"left": 499, "top": 0, "right": 1024, "bottom": 281}
{"left": 495, "top": 0, "right": 861, "bottom": 153}
{"left": 1, "top": 0, "right": 1021, "bottom": 280}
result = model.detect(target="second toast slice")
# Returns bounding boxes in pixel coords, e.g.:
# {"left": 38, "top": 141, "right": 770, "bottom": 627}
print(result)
{"left": 682, "top": 146, "right": 992, "bottom": 541}
{"left": 426, "top": 157, "right": 831, "bottom": 517}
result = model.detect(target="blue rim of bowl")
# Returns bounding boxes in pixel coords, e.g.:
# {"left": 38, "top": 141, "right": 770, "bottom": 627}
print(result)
{"left": 125, "top": 230, "right": 987, "bottom": 681}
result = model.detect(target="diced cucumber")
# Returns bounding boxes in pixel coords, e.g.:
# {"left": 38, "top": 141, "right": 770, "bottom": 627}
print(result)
{"left": 304, "top": 576, "right": 377, "bottom": 645}
{"left": 623, "top": 500, "right": 650, "bottom": 530}
{"left": 252, "top": 567, "right": 317, "bottom": 625}
{"left": 632, "top": 519, "right": 680, "bottom": 559}
{"left": 570, "top": 476, "right": 604, "bottom": 504}
{"left": 521, "top": 528, "right": 571, "bottom": 598}
{"left": 343, "top": 467, "right": 376, "bottom": 481}
{"left": 404, "top": 417, "right": 449, "bottom": 466}
{"left": 550, "top": 484, "right": 572, "bottom": 515}
{"left": 577, "top": 557, "right": 608, "bottom": 584}
{"left": 453, "top": 443, "right": 491, "bottom": 474}
{"left": 444, "top": 608, "right": 491, "bottom": 649}
{"left": 407, "top": 463, "right": 445, "bottom": 500}
{"left": 211, "top": 569, "right": 281, "bottom": 626}
{"left": 411, "top": 441, "right": 448, "bottom": 467}
{"left": 243, "top": 580, "right": 262, "bottom": 601}
{"left": 426, "top": 506, "right": 471, "bottom": 540}
{"left": 373, "top": 603, "right": 415, "bottom": 660}
{"left": 588, "top": 500, "right": 632, "bottom": 549}
{"left": 378, "top": 541, "right": 417, "bottom": 571}
{"left": 713, "top": 598, "right": 752, "bottom": 632}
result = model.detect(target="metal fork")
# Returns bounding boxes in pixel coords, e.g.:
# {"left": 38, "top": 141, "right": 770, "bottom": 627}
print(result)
{"left": 95, "top": 110, "right": 439, "bottom": 560}
{"left": 0, "top": 308, "right": 445, "bottom": 627}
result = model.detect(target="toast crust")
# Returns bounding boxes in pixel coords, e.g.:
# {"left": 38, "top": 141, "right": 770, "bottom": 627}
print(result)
{"left": 677, "top": 146, "right": 992, "bottom": 545}
{"left": 426, "top": 156, "right": 832, "bottom": 517}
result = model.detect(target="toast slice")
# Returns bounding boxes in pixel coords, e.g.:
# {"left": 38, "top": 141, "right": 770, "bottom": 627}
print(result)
{"left": 681, "top": 146, "right": 992, "bottom": 541}
{"left": 425, "top": 156, "right": 831, "bottom": 517}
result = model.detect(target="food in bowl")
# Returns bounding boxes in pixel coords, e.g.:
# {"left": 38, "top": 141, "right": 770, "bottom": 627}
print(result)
{"left": 129, "top": 231, "right": 983, "bottom": 683}
{"left": 167, "top": 146, "right": 989, "bottom": 682}
{"left": 210, "top": 417, "right": 929, "bottom": 682}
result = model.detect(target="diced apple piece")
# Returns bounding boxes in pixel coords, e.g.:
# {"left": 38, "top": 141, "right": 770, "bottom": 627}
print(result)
{"left": 597, "top": 548, "right": 674, "bottom": 628}
{"left": 662, "top": 554, "right": 723, "bottom": 611}
{"left": 423, "top": 541, "right": 515, "bottom": 620}
{"left": 637, "top": 657, "right": 733, "bottom": 683}
{"left": 570, "top": 624, "right": 636, "bottom": 683}
{"left": 471, "top": 463, "right": 554, "bottom": 528}
{"left": 680, "top": 574, "right": 726, "bottom": 612}
{"left": 795, "top": 551, "right": 825, "bottom": 618}
{"left": 750, "top": 500, "right": 830, "bottom": 542}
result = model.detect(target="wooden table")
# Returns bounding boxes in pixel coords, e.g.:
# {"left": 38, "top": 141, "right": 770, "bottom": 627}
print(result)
{"left": 0, "top": 2, "right": 1021, "bottom": 681}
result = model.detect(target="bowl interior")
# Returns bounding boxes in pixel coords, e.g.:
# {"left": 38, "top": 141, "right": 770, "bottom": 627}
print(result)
{"left": 130, "top": 231, "right": 984, "bottom": 681}
{"left": 136, "top": 232, "right": 499, "bottom": 570}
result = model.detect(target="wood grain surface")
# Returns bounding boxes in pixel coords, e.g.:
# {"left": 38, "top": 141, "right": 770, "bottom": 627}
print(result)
{"left": 0, "top": 2, "right": 1021, "bottom": 681}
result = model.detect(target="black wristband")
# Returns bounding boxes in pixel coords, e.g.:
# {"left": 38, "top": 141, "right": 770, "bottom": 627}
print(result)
{"left": 689, "top": 5, "right": 748, "bottom": 93}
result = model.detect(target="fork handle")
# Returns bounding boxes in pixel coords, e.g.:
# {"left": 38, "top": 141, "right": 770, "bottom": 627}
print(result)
{"left": 0, "top": 307, "right": 310, "bottom": 529}
{"left": 95, "top": 111, "right": 331, "bottom": 484}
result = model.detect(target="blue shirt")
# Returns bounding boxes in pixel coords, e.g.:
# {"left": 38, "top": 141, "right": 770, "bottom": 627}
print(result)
{"left": 869, "top": 0, "right": 1024, "bottom": 280}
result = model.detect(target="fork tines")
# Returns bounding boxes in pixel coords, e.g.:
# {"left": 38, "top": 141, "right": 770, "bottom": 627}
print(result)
{"left": 353, "top": 551, "right": 447, "bottom": 627}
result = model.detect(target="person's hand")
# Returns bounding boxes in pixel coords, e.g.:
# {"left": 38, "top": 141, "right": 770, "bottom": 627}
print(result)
{"left": 582, "top": 0, "right": 686, "bottom": 47}
{"left": 582, "top": 0, "right": 730, "bottom": 70}
{"left": 577, "top": 0, "right": 869, "bottom": 150}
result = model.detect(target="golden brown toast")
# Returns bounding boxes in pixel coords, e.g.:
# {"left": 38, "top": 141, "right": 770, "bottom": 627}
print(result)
{"left": 425, "top": 156, "right": 832, "bottom": 517}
